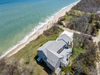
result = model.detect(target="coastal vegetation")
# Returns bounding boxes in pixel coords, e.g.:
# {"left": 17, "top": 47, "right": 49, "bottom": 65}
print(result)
{"left": 72, "top": 34, "right": 98, "bottom": 75}
{"left": 72, "top": 0, "right": 100, "bottom": 13}
{"left": 98, "top": 41, "right": 100, "bottom": 51}
{"left": 58, "top": 9, "right": 100, "bottom": 36}
{"left": 57, "top": 0, "right": 100, "bottom": 74}
{"left": 58, "top": 0, "right": 100, "bottom": 36}
{"left": 62, "top": 33, "right": 98, "bottom": 75}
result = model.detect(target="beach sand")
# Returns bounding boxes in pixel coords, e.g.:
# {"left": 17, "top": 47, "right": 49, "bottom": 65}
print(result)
{"left": 2, "top": 1, "right": 79, "bottom": 58}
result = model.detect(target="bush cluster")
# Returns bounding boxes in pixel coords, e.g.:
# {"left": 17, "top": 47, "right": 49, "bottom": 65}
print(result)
{"left": 67, "top": 14, "right": 100, "bottom": 36}
{"left": 72, "top": 0, "right": 100, "bottom": 13}
{"left": 71, "top": 34, "right": 97, "bottom": 75}
{"left": 43, "top": 26, "right": 62, "bottom": 36}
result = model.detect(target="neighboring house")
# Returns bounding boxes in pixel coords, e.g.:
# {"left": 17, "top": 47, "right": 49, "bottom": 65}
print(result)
{"left": 37, "top": 31, "right": 73, "bottom": 75}
{"left": 96, "top": 11, "right": 100, "bottom": 15}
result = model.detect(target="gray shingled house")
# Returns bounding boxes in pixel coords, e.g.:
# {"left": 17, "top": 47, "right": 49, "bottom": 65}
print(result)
{"left": 37, "top": 31, "right": 73, "bottom": 75}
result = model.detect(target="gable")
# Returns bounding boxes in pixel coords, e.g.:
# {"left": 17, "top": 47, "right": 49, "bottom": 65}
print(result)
{"left": 47, "top": 49, "right": 63, "bottom": 68}
{"left": 57, "top": 34, "right": 71, "bottom": 43}
{"left": 61, "top": 31, "right": 73, "bottom": 40}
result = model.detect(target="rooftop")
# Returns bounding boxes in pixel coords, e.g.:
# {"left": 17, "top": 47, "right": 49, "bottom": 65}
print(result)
{"left": 38, "top": 40, "right": 66, "bottom": 54}
{"left": 96, "top": 11, "right": 100, "bottom": 15}
{"left": 59, "top": 31, "right": 73, "bottom": 41}
{"left": 47, "top": 40, "right": 66, "bottom": 53}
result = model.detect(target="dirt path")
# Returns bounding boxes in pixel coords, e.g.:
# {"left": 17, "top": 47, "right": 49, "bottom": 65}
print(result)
{"left": 93, "top": 30, "right": 100, "bottom": 44}
{"left": 93, "top": 30, "right": 100, "bottom": 75}
{"left": 59, "top": 26, "right": 92, "bottom": 37}
{"left": 59, "top": 26, "right": 100, "bottom": 75}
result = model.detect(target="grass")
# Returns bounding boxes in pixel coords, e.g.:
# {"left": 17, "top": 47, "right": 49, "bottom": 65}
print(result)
{"left": 69, "top": 46, "right": 83, "bottom": 66}
{"left": 71, "top": 10, "right": 84, "bottom": 15}
{"left": 68, "top": 35, "right": 84, "bottom": 66}
{"left": 64, "top": 9, "right": 84, "bottom": 21}
{"left": 98, "top": 41, "right": 100, "bottom": 51}
{"left": 64, "top": 15, "right": 73, "bottom": 21}
{"left": 7, "top": 26, "right": 64, "bottom": 75}
{"left": 87, "top": 19, "right": 98, "bottom": 25}
{"left": 61, "top": 46, "right": 83, "bottom": 75}
{"left": 63, "top": 9, "right": 92, "bottom": 27}
{"left": 64, "top": 9, "right": 92, "bottom": 20}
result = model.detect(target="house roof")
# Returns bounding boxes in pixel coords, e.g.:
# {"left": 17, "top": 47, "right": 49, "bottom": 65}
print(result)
{"left": 61, "top": 31, "right": 73, "bottom": 39}
{"left": 47, "top": 49, "right": 63, "bottom": 67}
{"left": 60, "top": 48, "right": 72, "bottom": 58}
{"left": 38, "top": 41, "right": 54, "bottom": 56}
{"left": 96, "top": 11, "right": 100, "bottom": 15}
{"left": 56, "top": 31, "right": 73, "bottom": 42}
{"left": 38, "top": 40, "right": 66, "bottom": 56}
{"left": 37, "top": 31, "right": 73, "bottom": 69}
{"left": 47, "top": 40, "right": 66, "bottom": 52}
{"left": 57, "top": 34, "right": 71, "bottom": 43}
{"left": 38, "top": 41, "right": 54, "bottom": 51}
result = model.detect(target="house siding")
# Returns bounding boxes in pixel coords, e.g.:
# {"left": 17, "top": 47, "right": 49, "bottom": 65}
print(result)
{"left": 37, "top": 51, "right": 47, "bottom": 60}
{"left": 55, "top": 58, "right": 62, "bottom": 70}
{"left": 47, "top": 63, "right": 55, "bottom": 71}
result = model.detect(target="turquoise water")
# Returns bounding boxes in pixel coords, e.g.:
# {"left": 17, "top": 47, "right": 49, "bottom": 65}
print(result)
{"left": 0, "top": 0, "right": 78, "bottom": 55}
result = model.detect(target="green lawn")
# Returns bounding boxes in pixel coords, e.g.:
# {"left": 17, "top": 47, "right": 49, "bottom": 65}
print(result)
{"left": 69, "top": 46, "right": 83, "bottom": 66}
{"left": 68, "top": 34, "right": 84, "bottom": 66}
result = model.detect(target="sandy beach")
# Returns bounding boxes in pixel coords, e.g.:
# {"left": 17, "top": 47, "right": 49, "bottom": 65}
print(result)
{"left": 1, "top": 1, "right": 79, "bottom": 58}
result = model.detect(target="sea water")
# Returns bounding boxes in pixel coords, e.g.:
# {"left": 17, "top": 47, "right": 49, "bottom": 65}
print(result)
{"left": 0, "top": 0, "right": 78, "bottom": 56}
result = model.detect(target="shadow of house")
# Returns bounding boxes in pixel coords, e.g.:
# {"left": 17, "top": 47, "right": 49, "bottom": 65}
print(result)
{"left": 34, "top": 55, "right": 53, "bottom": 75}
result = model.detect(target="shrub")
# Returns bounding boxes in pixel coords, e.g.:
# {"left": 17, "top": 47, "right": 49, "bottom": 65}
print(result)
{"left": 98, "top": 41, "right": 100, "bottom": 51}
{"left": 72, "top": 0, "right": 100, "bottom": 13}
{"left": 62, "top": 66, "right": 73, "bottom": 75}
{"left": 59, "top": 16, "right": 66, "bottom": 21}
{"left": 43, "top": 26, "right": 62, "bottom": 36}
{"left": 71, "top": 33, "right": 97, "bottom": 75}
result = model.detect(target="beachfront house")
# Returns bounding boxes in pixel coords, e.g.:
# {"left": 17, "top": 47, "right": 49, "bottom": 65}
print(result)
{"left": 37, "top": 31, "right": 73, "bottom": 75}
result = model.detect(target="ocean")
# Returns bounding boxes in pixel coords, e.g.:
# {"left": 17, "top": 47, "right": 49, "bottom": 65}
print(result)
{"left": 0, "top": 0, "right": 78, "bottom": 56}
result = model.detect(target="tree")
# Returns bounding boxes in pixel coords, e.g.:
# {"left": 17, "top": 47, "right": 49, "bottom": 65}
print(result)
{"left": 62, "top": 66, "right": 73, "bottom": 75}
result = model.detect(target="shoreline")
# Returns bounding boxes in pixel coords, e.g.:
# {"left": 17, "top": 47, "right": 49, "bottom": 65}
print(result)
{"left": 0, "top": 0, "right": 80, "bottom": 59}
